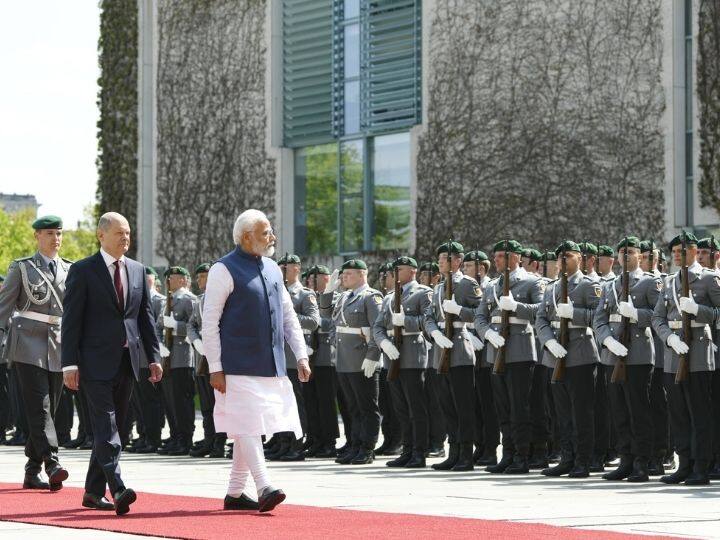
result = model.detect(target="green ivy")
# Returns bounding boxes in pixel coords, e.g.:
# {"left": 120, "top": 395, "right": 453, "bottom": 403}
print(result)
{"left": 698, "top": 0, "right": 720, "bottom": 216}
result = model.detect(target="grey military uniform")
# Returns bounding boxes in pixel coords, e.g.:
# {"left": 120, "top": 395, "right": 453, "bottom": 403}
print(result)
{"left": 372, "top": 280, "right": 432, "bottom": 370}
{"left": 284, "top": 282, "right": 320, "bottom": 368}
{"left": 0, "top": 253, "right": 71, "bottom": 372}
{"left": 424, "top": 271, "right": 482, "bottom": 369}
{"left": 156, "top": 287, "right": 198, "bottom": 369}
{"left": 139, "top": 289, "right": 165, "bottom": 368}
{"left": 474, "top": 266, "right": 543, "bottom": 365}
{"left": 187, "top": 292, "right": 205, "bottom": 371}
{"left": 535, "top": 271, "right": 602, "bottom": 368}
{"left": 316, "top": 291, "right": 339, "bottom": 367}
{"left": 593, "top": 269, "right": 661, "bottom": 367}
{"left": 652, "top": 263, "right": 720, "bottom": 373}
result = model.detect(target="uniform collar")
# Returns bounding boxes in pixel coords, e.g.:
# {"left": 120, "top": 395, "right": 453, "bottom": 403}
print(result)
{"left": 586, "top": 270, "right": 599, "bottom": 280}
{"left": 602, "top": 271, "right": 616, "bottom": 280}
{"left": 509, "top": 266, "right": 527, "bottom": 281}
{"left": 287, "top": 281, "right": 302, "bottom": 293}
{"left": 351, "top": 283, "right": 368, "bottom": 296}
{"left": 100, "top": 248, "right": 126, "bottom": 267}
{"left": 38, "top": 252, "right": 58, "bottom": 268}
{"left": 402, "top": 280, "right": 417, "bottom": 294}
{"left": 688, "top": 261, "right": 703, "bottom": 274}
{"left": 172, "top": 286, "right": 188, "bottom": 298}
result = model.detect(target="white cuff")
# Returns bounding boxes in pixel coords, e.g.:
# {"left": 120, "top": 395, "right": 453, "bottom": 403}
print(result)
{"left": 62, "top": 365, "right": 78, "bottom": 372}
{"left": 208, "top": 360, "right": 223, "bottom": 373}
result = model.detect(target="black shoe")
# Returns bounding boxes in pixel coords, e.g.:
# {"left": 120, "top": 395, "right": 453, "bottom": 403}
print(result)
{"left": 134, "top": 444, "right": 159, "bottom": 454}
{"left": 79, "top": 437, "right": 94, "bottom": 450}
{"left": 542, "top": 460, "right": 574, "bottom": 477}
{"left": 303, "top": 441, "right": 322, "bottom": 458}
{"left": 224, "top": 493, "right": 260, "bottom": 511}
{"left": 504, "top": 455, "right": 530, "bottom": 474}
{"left": 302, "top": 438, "right": 315, "bottom": 452}
{"left": 589, "top": 456, "right": 605, "bottom": 473}
{"left": 168, "top": 445, "right": 190, "bottom": 456}
{"left": 263, "top": 436, "right": 277, "bottom": 450}
{"left": 113, "top": 488, "right": 137, "bottom": 516}
{"left": 405, "top": 451, "right": 426, "bottom": 468}
{"left": 23, "top": 474, "right": 49, "bottom": 490}
{"left": 627, "top": 459, "right": 650, "bottom": 483}
{"left": 157, "top": 440, "right": 178, "bottom": 455}
{"left": 426, "top": 446, "right": 445, "bottom": 458}
{"left": 568, "top": 463, "right": 590, "bottom": 478}
{"left": 351, "top": 449, "right": 374, "bottom": 465}
{"left": 314, "top": 445, "right": 337, "bottom": 459}
{"left": 258, "top": 486, "right": 286, "bottom": 513}
{"left": 602, "top": 457, "right": 634, "bottom": 481}
{"left": 266, "top": 440, "right": 291, "bottom": 461}
{"left": 387, "top": 452, "right": 412, "bottom": 468}
{"left": 376, "top": 443, "right": 402, "bottom": 456}
{"left": 335, "top": 448, "right": 359, "bottom": 464}
{"left": 82, "top": 492, "right": 114, "bottom": 510}
{"left": 279, "top": 448, "right": 305, "bottom": 461}
{"left": 432, "top": 444, "right": 459, "bottom": 471}
{"left": 647, "top": 459, "right": 666, "bottom": 477}
{"left": 486, "top": 454, "right": 513, "bottom": 474}
{"left": 46, "top": 464, "right": 68, "bottom": 491}
{"left": 189, "top": 444, "right": 212, "bottom": 457}
{"left": 477, "top": 451, "right": 498, "bottom": 466}
{"left": 528, "top": 454, "right": 549, "bottom": 470}
{"left": 57, "top": 434, "right": 71, "bottom": 447}
{"left": 452, "top": 444, "right": 474, "bottom": 472}
{"left": 209, "top": 441, "right": 226, "bottom": 458}
{"left": 660, "top": 456, "right": 691, "bottom": 484}
{"left": 547, "top": 451, "right": 561, "bottom": 464}
{"left": 684, "top": 471, "right": 710, "bottom": 486}
{"left": 336, "top": 442, "right": 350, "bottom": 456}
{"left": 63, "top": 435, "right": 85, "bottom": 449}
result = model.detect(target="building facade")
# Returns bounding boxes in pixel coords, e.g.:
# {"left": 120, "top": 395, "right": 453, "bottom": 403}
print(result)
{"left": 0, "top": 193, "right": 39, "bottom": 216}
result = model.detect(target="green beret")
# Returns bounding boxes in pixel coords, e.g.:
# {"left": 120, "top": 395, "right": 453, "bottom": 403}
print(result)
{"left": 308, "top": 264, "right": 331, "bottom": 276}
{"left": 301, "top": 270, "right": 308, "bottom": 280}
{"left": 419, "top": 262, "right": 440, "bottom": 273}
{"left": 492, "top": 240, "right": 523, "bottom": 255}
{"left": 698, "top": 237, "right": 720, "bottom": 251}
{"left": 615, "top": 236, "right": 642, "bottom": 251}
{"left": 32, "top": 215, "right": 63, "bottom": 230}
{"left": 578, "top": 242, "right": 598, "bottom": 256}
{"left": 463, "top": 250, "right": 489, "bottom": 263}
{"left": 341, "top": 259, "right": 367, "bottom": 271}
{"left": 393, "top": 256, "right": 417, "bottom": 268}
{"left": 145, "top": 266, "right": 158, "bottom": 278}
{"left": 164, "top": 266, "right": 190, "bottom": 278}
{"left": 194, "top": 263, "right": 211, "bottom": 274}
{"left": 436, "top": 241, "right": 464, "bottom": 256}
{"left": 378, "top": 262, "right": 392, "bottom": 273}
{"left": 668, "top": 232, "right": 699, "bottom": 250}
{"left": 554, "top": 240, "right": 581, "bottom": 256}
{"left": 278, "top": 253, "right": 301, "bottom": 265}
{"left": 522, "top": 248, "right": 543, "bottom": 262}
{"left": 541, "top": 251, "right": 557, "bottom": 262}
{"left": 639, "top": 240, "right": 658, "bottom": 253}
{"left": 598, "top": 245, "right": 614, "bottom": 257}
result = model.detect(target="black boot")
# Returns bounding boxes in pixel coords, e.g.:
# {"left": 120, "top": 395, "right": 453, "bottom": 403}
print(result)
{"left": 189, "top": 440, "right": 212, "bottom": 457}
{"left": 627, "top": 457, "right": 650, "bottom": 483}
{"left": 386, "top": 449, "right": 412, "bottom": 468}
{"left": 684, "top": 460, "right": 710, "bottom": 486}
{"left": 588, "top": 454, "right": 605, "bottom": 473}
{"left": 451, "top": 443, "right": 474, "bottom": 471}
{"left": 568, "top": 462, "right": 590, "bottom": 478}
{"left": 279, "top": 439, "right": 306, "bottom": 461}
{"left": 426, "top": 444, "right": 445, "bottom": 458}
{"left": 602, "top": 455, "right": 634, "bottom": 481}
{"left": 335, "top": 447, "right": 359, "bottom": 464}
{"left": 431, "top": 443, "right": 459, "bottom": 471}
{"left": 660, "top": 455, "right": 692, "bottom": 484}
{"left": 504, "top": 455, "right": 529, "bottom": 474}
{"left": 528, "top": 450, "right": 549, "bottom": 470}
{"left": 266, "top": 438, "right": 291, "bottom": 461}
{"left": 314, "top": 443, "right": 337, "bottom": 459}
{"left": 647, "top": 457, "right": 665, "bottom": 477}
{"left": 63, "top": 433, "right": 86, "bottom": 449}
{"left": 477, "top": 448, "right": 498, "bottom": 466}
{"left": 209, "top": 437, "right": 226, "bottom": 458}
{"left": 708, "top": 457, "right": 720, "bottom": 480}
{"left": 351, "top": 448, "right": 374, "bottom": 465}
{"left": 405, "top": 450, "right": 426, "bottom": 468}
{"left": 541, "top": 459, "right": 574, "bottom": 477}
{"left": 486, "top": 453, "right": 513, "bottom": 474}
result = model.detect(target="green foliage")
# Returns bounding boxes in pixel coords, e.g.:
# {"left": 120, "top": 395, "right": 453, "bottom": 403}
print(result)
{"left": 698, "top": 0, "right": 720, "bottom": 217}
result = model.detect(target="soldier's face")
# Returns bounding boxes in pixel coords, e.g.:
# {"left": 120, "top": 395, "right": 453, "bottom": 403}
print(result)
{"left": 167, "top": 274, "right": 186, "bottom": 291}
{"left": 698, "top": 249, "right": 719, "bottom": 269}
{"left": 282, "top": 263, "right": 300, "bottom": 282}
{"left": 563, "top": 252, "right": 581, "bottom": 273}
{"left": 315, "top": 274, "right": 329, "bottom": 290}
{"left": 493, "top": 251, "right": 519, "bottom": 272}
{"left": 196, "top": 272, "right": 208, "bottom": 290}
{"left": 618, "top": 247, "right": 640, "bottom": 270}
{"left": 146, "top": 274, "right": 156, "bottom": 289}
{"left": 384, "top": 272, "right": 395, "bottom": 289}
{"left": 35, "top": 228, "right": 62, "bottom": 256}
{"left": 462, "top": 261, "right": 474, "bottom": 275}
{"left": 598, "top": 256, "right": 614, "bottom": 274}
{"left": 342, "top": 268, "right": 365, "bottom": 289}
{"left": 640, "top": 250, "right": 658, "bottom": 272}
{"left": 671, "top": 244, "right": 697, "bottom": 267}
{"left": 419, "top": 272, "right": 430, "bottom": 286}
{"left": 438, "top": 252, "right": 450, "bottom": 273}
{"left": 546, "top": 260, "right": 558, "bottom": 278}
{"left": 396, "top": 265, "right": 415, "bottom": 284}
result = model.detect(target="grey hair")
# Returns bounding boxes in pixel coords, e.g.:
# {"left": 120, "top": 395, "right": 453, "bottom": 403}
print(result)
{"left": 97, "top": 212, "right": 128, "bottom": 232}
{"left": 232, "top": 209, "right": 269, "bottom": 245}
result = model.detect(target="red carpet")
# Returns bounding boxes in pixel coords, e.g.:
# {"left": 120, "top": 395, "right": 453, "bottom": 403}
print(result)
{"left": 0, "top": 483, "right": 675, "bottom": 539}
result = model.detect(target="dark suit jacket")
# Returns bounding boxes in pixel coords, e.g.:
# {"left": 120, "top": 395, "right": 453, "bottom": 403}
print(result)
{"left": 61, "top": 251, "right": 161, "bottom": 381}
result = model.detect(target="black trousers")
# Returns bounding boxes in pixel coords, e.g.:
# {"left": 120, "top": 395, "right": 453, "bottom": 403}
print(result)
{"left": 0, "top": 364, "right": 10, "bottom": 434}
{"left": 337, "top": 371, "right": 380, "bottom": 450}
{"left": 136, "top": 368, "right": 164, "bottom": 447}
{"left": 170, "top": 367, "right": 195, "bottom": 443}
{"left": 130, "top": 380, "right": 145, "bottom": 439}
{"left": 14, "top": 363, "right": 63, "bottom": 475}
{"left": 161, "top": 374, "right": 177, "bottom": 440}
{"left": 8, "top": 365, "right": 28, "bottom": 436}
{"left": 75, "top": 387, "right": 92, "bottom": 439}
{"left": 593, "top": 363, "right": 611, "bottom": 459}
{"left": 83, "top": 351, "right": 134, "bottom": 496}
{"left": 437, "top": 365, "right": 475, "bottom": 445}
{"left": 545, "top": 368, "right": 560, "bottom": 453}
{"left": 424, "top": 367, "right": 447, "bottom": 448}
{"left": 303, "top": 366, "right": 339, "bottom": 444}
{"left": 491, "top": 361, "right": 534, "bottom": 457}
{"left": 665, "top": 371, "right": 713, "bottom": 464}
{"left": 649, "top": 366, "right": 668, "bottom": 458}
{"left": 712, "top": 369, "right": 720, "bottom": 459}
{"left": 474, "top": 363, "right": 499, "bottom": 452}
{"left": 605, "top": 364, "right": 653, "bottom": 459}
{"left": 196, "top": 373, "right": 217, "bottom": 441}
{"left": 54, "top": 387, "right": 74, "bottom": 441}
{"left": 379, "top": 368, "right": 401, "bottom": 446}
{"left": 287, "top": 368, "right": 307, "bottom": 437}
{"left": 389, "top": 368, "right": 429, "bottom": 452}
{"left": 529, "top": 364, "right": 550, "bottom": 453}
{"left": 551, "top": 363, "right": 595, "bottom": 464}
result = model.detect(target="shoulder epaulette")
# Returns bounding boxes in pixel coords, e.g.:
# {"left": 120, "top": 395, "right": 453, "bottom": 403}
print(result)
{"left": 61, "top": 257, "right": 73, "bottom": 264}
{"left": 13, "top": 256, "right": 33, "bottom": 263}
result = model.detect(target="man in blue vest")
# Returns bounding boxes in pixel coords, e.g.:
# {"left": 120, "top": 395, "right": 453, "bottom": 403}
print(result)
{"left": 202, "top": 209, "right": 310, "bottom": 513}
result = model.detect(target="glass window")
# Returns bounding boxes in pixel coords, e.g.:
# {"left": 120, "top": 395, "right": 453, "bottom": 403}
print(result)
{"left": 344, "top": 23, "right": 360, "bottom": 79}
{"left": 340, "top": 140, "right": 364, "bottom": 252}
{"left": 294, "top": 144, "right": 338, "bottom": 255}
{"left": 372, "top": 132, "right": 411, "bottom": 250}
{"left": 344, "top": 0, "right": 360, "bottom": 20}
{"left": 344, "top": 80, "right": 360, "bottom": 134}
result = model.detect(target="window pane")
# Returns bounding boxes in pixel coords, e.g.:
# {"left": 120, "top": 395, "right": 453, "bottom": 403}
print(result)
{"left": 344, "top": 80, "right": 360, "bottom": 134}
{"left": 344, "top": 23, "right": 360, "bottom": 79}
{"left": 294, "top": 144, "right": 338, "bottom": 255}
{"left": 340, "top": 140, "right": 364, "bottom": 252}
{"left": 372, "top": 132, "right": 411, "bottom": 250}
{"left": 341, "top": 196, "right": 364, "bottom": 252}
{"left": 685, "top": 132, "right": 693, "bottom": 178}
{"left": 344, "top": 0, "right": 360, "bottom": 20}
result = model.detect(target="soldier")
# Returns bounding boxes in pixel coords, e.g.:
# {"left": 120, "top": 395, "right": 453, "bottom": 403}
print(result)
{"left": 321, "top": 259, "right": 382, "bottom": 465}
{"left": 0, "top": 274, "right": 8, "bottom": 444}
{"left": 598, "top": 245, "right": 617, "bottom": 280}
{"left": 652, "top": 232, "right": 720, "bottom": 485}
{"left": 188, "top": 263, "right": 227, "bottom": 458}
{"left": 157, "top": 266, "right": 198, "bottom": 456}
{"left": 0, "top": 215, "right": 71, "bottom": 490}
{"left": 372, "top": 256, "right": 432, "bottom": 468}
{"left": 536, "top": 241, "right": 602, "bottom": 478}
{"left": 475, "top": 240, "right": 543, "bottom": 474}
{"left": 593, "top": 237, "right": 661, "bottom": 482}
{"left": 424, "top": 241, "right": 481, "bottom": 471}
{"left": 578, "top": 242, "right": 599, "bottom": 280}
{"left": 540, "top": 251, "right": 561, "bottom": 462}
{"left": 542, "top": 251, "right": 559, "bottom": 280}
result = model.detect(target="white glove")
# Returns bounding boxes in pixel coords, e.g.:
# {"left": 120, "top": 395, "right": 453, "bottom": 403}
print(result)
{"left": 469, "top": 333, "right": 485, "bottom": 351}
{"left": 498, "top": 292, "right": 518, "bottom": 312}
{"left": 380, "top": 339, "right": 400, "bottom": 360}
{"left": 361, "top": 358, "right": 379, "bottom": 378}
{"left": 618, "top": 298, "right": 638, "bottom": 322}
{"left": 163, "top": 315, "right": 178, "bottom": 330}
{"left": 306, "top": 346, "right": 314, "bottom": 356}
{"left": 159, "top": 344, "right": 171, "bottom": 358}
{"left": 442, "top": 297, "right": 462, "bottom": 315}
{"left": 603, "top": 336, "right": 628, "bottom": 357}
{"left": 679, "top": 296, "right": 699, "bottom": 316}
{"left": 556, "top": 300, "right": 574, "bottom": 319}
{"left": 391, "top": 306, "right": 405, "bottom": 327}
{"left": 484, "top": 329, "right": 505, "bottom": 349}
{"left": 545, "top": 338, "right": 567, "bottom": 359}
{"left": 325, "top": 269, "right": 341, "bottom": 293}
{"left": 667, "top": 334, "right": 689, "bottom": 355}
{"left": 192, "top": 339, "right": 205, "bottom": 356}
{"left": 431, "top": 329, "right": 454, "bottom": 349}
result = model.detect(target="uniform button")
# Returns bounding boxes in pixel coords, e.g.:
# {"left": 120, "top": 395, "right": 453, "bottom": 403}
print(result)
{"left": 270, "top": 310, "right": 274, "bottom": 315}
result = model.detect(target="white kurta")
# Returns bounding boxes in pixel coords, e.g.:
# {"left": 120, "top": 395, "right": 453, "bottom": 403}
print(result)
{"left": 202, "top": 259, "right": 307, "bottom": 439}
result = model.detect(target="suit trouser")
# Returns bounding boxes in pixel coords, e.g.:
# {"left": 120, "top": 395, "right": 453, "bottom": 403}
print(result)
{"left": 54, "top": 387, "right": 74, "bottom": 441}
{"left": 337, "top": 371, "right": 380, "bottom": 451}
{"left": 437, "top": 365, "right": 475, "bottom": 445}
{"left": 379, "top": 368, "right": 401, "bottom": 446}
{"left": 8, "top": 366, "right": 28, "bottom": 435}
{"left": 303, "top": 365, "right": 339, "bottom": 444}
{"left": 665, "top": 371, "right": 713, "bottom": 465}
{"left": 161, "top": 374, "right": 177, "bottom": 440}
{"left": 0, "top": 364, "right": 10, "bottom": 434}
{"left": 83, "top": 351, "right": 133, "bottom": 496}
{"left": 649, "top": 366, "right": 668, "bottom": 457}
{"left": 529, "top": 364, "right": 551, "bottom": 453}
{"left": 389, "top": 368, "right": 429, "bottom": 452}
{"left": 474, "top": 364, "right": 499, "bottom": 451}
{"left": 424, "top": 367, "right": 447, "bottom": 448}
{"left": 14, "top": 363, "right": 63, "bottom": 475}
{"left": 170, "top": 367, "right": 196, "bottom": 444}
{"left": 605, "top": 363, "right": 653, "bottom": 459}
{"left": 593, "top": 364, "right": 611, "bottom": 459}
{"left": 491, "top": 361, "right": 534, "bottom": 457}
{"left": 196, "top": 373, "right": 217, "bottom": 441}
{"left": 136, "top": 367, "right": 164, "bottom": 447}
{"left": 551, "top": 363, "right": 595, "bottom": 464}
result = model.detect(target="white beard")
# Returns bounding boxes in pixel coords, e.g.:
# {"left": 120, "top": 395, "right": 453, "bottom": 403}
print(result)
{"left": 264, "top": 245, "right": 275, "bottom": 257}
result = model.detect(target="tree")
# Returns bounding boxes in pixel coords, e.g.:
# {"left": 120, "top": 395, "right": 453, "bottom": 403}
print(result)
{"left": 698, "top": 0, "right": 720, "bottom": 217}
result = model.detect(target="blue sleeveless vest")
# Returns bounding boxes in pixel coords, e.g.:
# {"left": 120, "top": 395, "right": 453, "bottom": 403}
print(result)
{"left": 218, "top": 246, "right": 286, "bottom": 377}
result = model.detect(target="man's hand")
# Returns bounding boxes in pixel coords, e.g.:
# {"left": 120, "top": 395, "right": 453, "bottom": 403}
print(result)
{"left": 63, "top": 368, "right": 79, "bottom": 391}
{"left": 442, "top": 297, "right": 462, "bottom": 315}
{"left": 679, "top": 296, "right": 699, "bottom": 316}
{"left": 391, "top": 306, "right": 405, "bottom": 327}
{"left": 163, "top": 315, "right": 178, "bottom": 330}
{"left": 297, "top": 359, "right": 311, "bottom": 382}
{"left": 469, "top": 333, "right": 484, "bottom": 351}
{"left": 148, "top": 362, "right": 163, "bottom": 383}
{"left": 618, "top": 297, "right": 638, "bottom": 322}
{"left": 210, "top": 371, "right": 226, "bottom": 394}
{"left": 380, "top": 339, "right": 400, "bottom": 360}
{"left": 325, "top": 269, "right": 341, "bottom": 294}
{"left": 545, "top": 338, "right": 567, "bottom": 359}
{"left": 498, "top": 292, "right": 518, "bottom": 312}
{"left": 556, "top": 300, "right": 574, "bottom": 319}
{"left": 430, "top": 329, "right": 453, "bottom": 349}
{"left": 667, "top": 334, "right": 689, "bottom": 355}
{"left": 361, "top": 358, "right": 379, "bottom": 378}
{"left": 484, "top": 329, "right": 505, "bottom": 349}
{"left": 603, "top": 336, "right": 628, "bottom": 357}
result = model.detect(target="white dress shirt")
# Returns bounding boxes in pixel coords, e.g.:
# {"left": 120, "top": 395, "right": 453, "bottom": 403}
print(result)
{"left": 100, "top": 248, "right": 128, "bottom": 306}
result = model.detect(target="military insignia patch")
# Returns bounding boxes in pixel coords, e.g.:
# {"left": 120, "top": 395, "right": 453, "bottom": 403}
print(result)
{"left": 309, "top": 295, "right": 317, "bottom": 305}
{"left": 374, "top": 295, "right": 382, "bottom": 304}
{"left": 474, "top": 286, "right": 481, "bottom": 296}
{"left": 539, "top": 282, "right": 546, "bottom": 293}
{"left": 657, "top": 281, "right": 663, "bottom": 291}
{"left": 594, "top": 286, "right": 602, "bottom": 297}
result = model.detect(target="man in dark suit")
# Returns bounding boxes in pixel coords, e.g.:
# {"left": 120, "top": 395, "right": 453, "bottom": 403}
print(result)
{"left": 62, "top": 212, "right": 163, "bottom": 515}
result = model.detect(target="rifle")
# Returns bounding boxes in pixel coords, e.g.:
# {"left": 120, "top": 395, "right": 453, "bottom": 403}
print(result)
{"left": 162, "top": 276, "right": 173, "bottom": 374}
{"left": 649, "top": 239, "right": 655, "bottom": 273}
{"left": 709, "top": 235, "right": 717, "bottom": 270}
{"left": 581, "top": 243, "right": 588, "bottom": 274}
{"left": 611, "top": 237, "right": 630, "bottom": 383}
{"left": 551, "top": 248, "right": 569, "bottom": 382}
{"left": 543, "top": 256, "right": 548, "bottom": 279}
{"left": 675, "top": 232, "right": 691, "bottom": 384}
{"left": 388, "top": 264, "right": 403, "bottom": 381}
{"left": 439, "top": 239, "right": 455, "bottom": 375}
{"left": 493, "top": 240, "right": 511, "bottom": 375}
{"left": 282, "top": 252, "right": 288, "bottom": 288}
